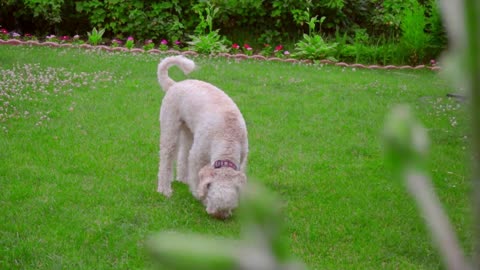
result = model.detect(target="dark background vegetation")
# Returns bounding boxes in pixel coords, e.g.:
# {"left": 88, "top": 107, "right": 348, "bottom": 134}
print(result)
{"left": 0, "top": 0, "right": 447, "bottom": 65}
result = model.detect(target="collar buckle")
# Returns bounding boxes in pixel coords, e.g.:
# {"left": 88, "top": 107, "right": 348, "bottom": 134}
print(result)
{"left": 213, "top": 160, "right": 238, "bottom": 171}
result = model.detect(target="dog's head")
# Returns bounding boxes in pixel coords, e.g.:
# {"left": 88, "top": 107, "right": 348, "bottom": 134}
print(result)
{"left": 197, "top": 165, "right": 246, "bottom": 219}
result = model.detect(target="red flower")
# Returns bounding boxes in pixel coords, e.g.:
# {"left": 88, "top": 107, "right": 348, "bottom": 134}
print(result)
{"left": 274, "top": 44, "right": 283, "bottom": 52}
{"left": 232, "top": 43, "right": 240, "bottom": 50}
{"left": 0, "top": 28, "right": 8, "bottom": 34}
{"left": 60, "top": 35, "right": 69, "bottom": 40}
{"left": 243, "top": 43, "right": 252, "bottom": 50}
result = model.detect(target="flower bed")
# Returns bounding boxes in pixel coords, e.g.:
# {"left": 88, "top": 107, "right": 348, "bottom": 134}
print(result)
{"left": 0, "top": 28, "right": 440, "bottom": 71}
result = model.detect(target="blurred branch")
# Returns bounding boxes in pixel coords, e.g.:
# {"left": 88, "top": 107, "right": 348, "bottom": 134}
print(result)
{"left": 147, "top": 183, "right": 306, "bottom": 270}
{"left": 406, "top": 169, "right": 469, "bottom": 270}
{"left": 440, "top": 0, "right": 480, "bottom": 267}
{"left": 465, "top": 0, "right": 480, "bottom": 265}
{"left": 383, "top": 0, "right": 479, "bottom": 268}
{"left": 383, "top": 104, "right": 471, "bottom": 269}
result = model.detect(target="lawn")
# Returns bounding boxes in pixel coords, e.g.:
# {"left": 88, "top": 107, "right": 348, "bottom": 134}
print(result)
{"left": 0, "top": 45, "right": 472, "bottom": 269}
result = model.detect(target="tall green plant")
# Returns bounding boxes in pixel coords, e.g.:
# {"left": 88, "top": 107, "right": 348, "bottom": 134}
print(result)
{"left": 425, "top": 0, "right": 447, "bottom": 58}
{"left": 188, "top": 2, "right": 229, "bottom": 54}
{"left": 352, "top": 28, "right": 369, "bottom": 63}
{"left": 192, "top": 1, "right": 219, "bottom": 35}
{"left": 87, "top": 27, "right": 105, "bottom": 45}
{"left": 399, "top": 0, "right": 431, "bottom": 65}
{"left": 292, "top": 8, "right": 336, "bottom": 61}
{"left": 292, "top": 8, "right": 323, "bottom": 36}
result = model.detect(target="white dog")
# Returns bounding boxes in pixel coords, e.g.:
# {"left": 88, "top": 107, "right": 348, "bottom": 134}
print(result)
{"left": 156, "top": 55, "right": 248, "bottom": 219}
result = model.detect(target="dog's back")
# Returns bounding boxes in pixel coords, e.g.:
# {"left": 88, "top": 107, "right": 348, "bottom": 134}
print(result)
{"left": 158, "top": 56, "right": 247, "bottom": 139}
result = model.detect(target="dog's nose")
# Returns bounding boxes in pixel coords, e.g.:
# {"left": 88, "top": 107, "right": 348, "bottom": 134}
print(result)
{"left": 207, "top": 209, "right": 231, "bottom": 220}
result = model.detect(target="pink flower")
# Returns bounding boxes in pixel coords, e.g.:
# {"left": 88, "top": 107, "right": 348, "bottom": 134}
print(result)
{"left": 274, "top": 44, "right": 283, "bottom": 52}
{"left": 112, "top": 38, "right": 122, "bottom": 45}
{"left": 174, "top": 40, "right": 181, "bottom": 45}
{"left": 60, "top": 35, "right": 69, "bottom": 40}
{"left": 243, "top": 44, "right": 252, "bottom": 50}
{"left": 430, "top": 59, "right": 436, "bottom": 66}
{"left": 73, "top": 35, "right": 80, "bottom": 39}
{"left": 284, "top": 50, "right": 290, "bottom": 55}
{"left": 232, "top": 43, "right": 240, "bottom": 50}
{"left": 127, "top": 36, "right": 134, "bottom": 41}
{"left": 0, "top": 28, "right": 7, "bottom": 34}
{"left": 161, "top": 39, "right": 168, "bottom": 45}
{"left": 145, "top": 39, "right": 153, "bottom": 44}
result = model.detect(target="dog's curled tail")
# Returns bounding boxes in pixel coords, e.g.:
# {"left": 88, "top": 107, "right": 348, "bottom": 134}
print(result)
{"left": 157, "top": 55, "right": 195, "bottom": 91}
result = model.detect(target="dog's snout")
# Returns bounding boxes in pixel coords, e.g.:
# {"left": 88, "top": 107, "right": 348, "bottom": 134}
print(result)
{"left": 208, "top": 209, "right": 232, "bottom": 220}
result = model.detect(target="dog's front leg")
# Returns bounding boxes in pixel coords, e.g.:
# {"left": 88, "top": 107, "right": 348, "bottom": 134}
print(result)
{"left": 187, "top": 144, "right": 206, "bottom": 200}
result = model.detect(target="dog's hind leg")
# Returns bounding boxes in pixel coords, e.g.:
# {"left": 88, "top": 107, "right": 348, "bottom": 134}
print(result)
{"left": 176, "top": 124, "right": 192, "bottom": 184}
{"left": 157, "top": 119, "right": 181, "bottom": 197}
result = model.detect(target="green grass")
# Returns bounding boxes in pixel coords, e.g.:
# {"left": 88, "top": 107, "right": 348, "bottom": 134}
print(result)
{"left": 0, "top": 45, "right": 472, "bottom": 269}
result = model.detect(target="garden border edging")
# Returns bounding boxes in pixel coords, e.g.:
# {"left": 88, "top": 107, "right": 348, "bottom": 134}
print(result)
{"left": 0, "top": 39, "right": 441, "bottom": 71}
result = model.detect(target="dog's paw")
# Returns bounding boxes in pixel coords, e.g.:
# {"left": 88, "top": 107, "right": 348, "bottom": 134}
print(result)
{"left": 157, "top": 185, "right": 173, "bottom": 198}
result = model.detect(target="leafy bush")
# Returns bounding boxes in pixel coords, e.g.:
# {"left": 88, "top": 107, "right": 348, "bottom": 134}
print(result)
{"left": 294, "top": 34, "right": 338, "bottom": 61}
{"left": 0, "top": 0, "right": 68, "bottom": 35}
{"left": 24, "top": 0, "right": 64, "bottom": 24}
{"left": 87, "top": 27, "right": 104, "bottom": 45}
{"left": 187, "top": 30, "right": 229, "bottom": 54}
{"left": 75, "top": 1, "right": 189, "bottom": 41}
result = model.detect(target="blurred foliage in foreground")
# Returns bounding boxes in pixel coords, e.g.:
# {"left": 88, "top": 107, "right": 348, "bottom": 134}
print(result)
{"left": 147, "top": 183, "right": 305, "bottom": 270}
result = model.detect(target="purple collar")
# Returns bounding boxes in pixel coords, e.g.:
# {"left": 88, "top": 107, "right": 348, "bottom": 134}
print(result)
{"left": 213, "top": 160, "right": 238, "bottom": 171}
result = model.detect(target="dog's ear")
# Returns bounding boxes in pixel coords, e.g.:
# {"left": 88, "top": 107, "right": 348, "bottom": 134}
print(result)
{"left": 197, "top": 166, "right": 215, "bottom": 199}
{"left": 199, "top": 165, "right": 215, "bottom": 180}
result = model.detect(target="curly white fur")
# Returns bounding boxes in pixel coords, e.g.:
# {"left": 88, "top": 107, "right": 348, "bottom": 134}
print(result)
{"left": 156, "top": 55, "right": 248, "bottom": 219}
